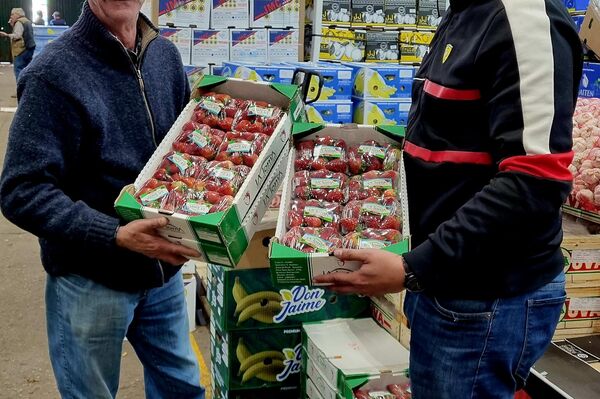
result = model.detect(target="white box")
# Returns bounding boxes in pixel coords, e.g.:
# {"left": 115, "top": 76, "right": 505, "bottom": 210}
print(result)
{"left": 191, "top": 29, "right": 230, "bottom": 66}
{"left": 159, "top": 27, "right": 192, "bottom": 64}
{"left": 210, "top": 0, "right": 250, "bottom": 29}
{"left": 158, "top": 0, "right": 211, "bottom": 28}
{"left": 267, "top": 28, "right": 300, "bottom": 63}
{"left": 184, "top": 276, "right": 197, "bottom": 332}
{"left": 230, "top": 29, "right": 269, "bottom": 63}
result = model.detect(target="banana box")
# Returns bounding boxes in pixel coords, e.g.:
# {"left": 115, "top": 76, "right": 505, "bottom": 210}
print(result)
{"left": 269, "top": 123, "right": 410, "bottom": 287}
{"left": 206, "top": 263, "right": 370, "bottom": 331}
{"left": 302, "top": 318, "right": 410, "bottom": 399}
{"left": 212, "top": 373, "right": 299, "bottom": 398}
{"left": 210, "top": 0, "right": 250, "bottom": 29}
{"left": 416, "top": 0, "right": 449, "bottom": 30}
{"left": 267, "top": 29, "right": 301, "bottom": 63}
{"left": 221, "top": 61, "right": 296, "bottom": 84}
{"left": 115, "top": 76, "right": 300, "bottom": 268}
{"left": 316, "top": 27, "right": 366, "bottom": 63}
{"left": 159, "top": 27, "right": 192, "bottom": 64}
{"left": 579, "top": 62, "right": 600, "bottom": 98}
{"left": 400, "top": 30, "right": 434, "bottom": 64}
{"left": 365, "top": 31, "right": 400, "bottom": 64}
{"left": 305, "top": 101, "right": 353, "bottom": 124}
{"left": 384, "top": 0, "right": 417, "bottom": 29}
{"left": 210, "top": 320, "right": 302, "bottom": 391}
{"left": 353, "top": 98, "right": 411, "bottom": 126}
{"left": 344, "top": 62, "right": 415, "bottom": 99}
{"left": 564, "top": 0, "right": 590, "bottom": 12}
{"left": 286, "top": 62, "right": 354, "bottom": 101}
{"left": 320, "top": 0, "right": 352, "bottom": 26}
{"left": 351, "top": 0, "right": 386, "bottom": 27}
{"left": 191, "top": 29, "right": 230, "bottom": 66}
{"left": 573, "top": 14, "right": 585, "bottom": 32}
{"left": 183, "top": 65, "right": 209, "bottom": 89}
{"left": 159, "top": 0, "right": 211, "bottom": 29}
{"left": 250, "top": 0, "right": 301, "bottom": 28}
{"left": 230, "top": 29, "right": 269, "bottom": 64}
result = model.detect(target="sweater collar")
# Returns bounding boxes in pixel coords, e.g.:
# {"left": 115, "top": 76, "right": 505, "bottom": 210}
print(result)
{"left": 70, "top": 1, "right": 158, "bottom": 62}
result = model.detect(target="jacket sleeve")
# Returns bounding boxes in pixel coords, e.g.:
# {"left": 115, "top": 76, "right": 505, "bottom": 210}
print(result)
{"left": 0, "top": 74, "right": 120, "bottom": 250}
{"left": 402, "top": 7, "right": 582, "bottom": 287}
{"left": 8, "top": 21, "right": 23, "bottom": 40}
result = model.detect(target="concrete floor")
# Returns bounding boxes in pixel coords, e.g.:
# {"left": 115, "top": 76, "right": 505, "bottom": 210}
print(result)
{"left": 0, "top": 65, "right": 211, "bottom": 399}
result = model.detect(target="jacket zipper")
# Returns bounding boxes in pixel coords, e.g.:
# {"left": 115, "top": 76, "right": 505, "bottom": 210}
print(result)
{"left": 118, "top": 35, "right": 165, "bottom": 284}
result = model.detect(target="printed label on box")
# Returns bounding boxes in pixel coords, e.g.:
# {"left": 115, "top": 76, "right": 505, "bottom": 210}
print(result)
{"left": 211, "top": 0, "right": 250, "bottom": 29}
{"left": 365, "top": 31, "right": 400, "bottom": 63}
{"left": 384, "top": 0, "right": 417, "bottom": 28}
{"left": 268, "top": 29, "right": 300, "bottom": 63}
{"left": 159, "top": 27, "right": 192, "bottom": 64}
{"left": 322, "top": 0, "right": 352, "bottom": 25}
{"left": 159, "top": 0, "right": 210, "bottom": 29}
{"left": 230, "top": 29, "right": 268, "bottom": 63}
{"left": 191, "top": 29, "right": 229, "bottom": 66}
{"left": 351, "top": 0, "right": 386, "bottom": 27}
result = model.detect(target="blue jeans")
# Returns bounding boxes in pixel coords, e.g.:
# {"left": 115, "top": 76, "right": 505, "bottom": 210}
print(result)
{"left": 46, "top": 270, "right": 204, "bottom": 399}
{"left": 13, "top": 47, "right": 35, "bottom": 82}
{"left": 404, "top": 273, "right": 566, "bottom": 399}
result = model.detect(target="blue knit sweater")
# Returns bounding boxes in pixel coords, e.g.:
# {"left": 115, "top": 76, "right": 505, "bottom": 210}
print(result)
{"left": 0, "top": 3, "right": 190, "bottom": 291}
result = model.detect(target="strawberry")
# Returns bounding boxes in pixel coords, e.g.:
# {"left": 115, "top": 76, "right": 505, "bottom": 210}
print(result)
{"left": 294, "top": 186, "right": 310, "bottom": 200}
{"left": 230, "top": 154, "right": 243, "bottom": 165}
{"left": 295, "top": 158, "right": 311, "bottom": 171}
{"left": 288, "top": 211, "right": 303, "bottom": 228}
{"left": 215, "top": 152, "right": 229, "bottom": 162}
{"left": 199, "top": 147, "right": 216, "bottom": 160}
{"left": 204, "top": 115, "right": 220, "bottom": 127}
{"left": 305, "top": 217, "right": 322, "bottom": 227}
{"left": 296, "top": 141, "right": 315, "bottom": 151}
{"left": 366, "top": 158, "right": 383, "bottom": 172}
{"left": 235, "top": 119, "right": 252, "bottom": 132}
{"left": 182, "top": 121, "right": 200, "bottom": 132}
{"left": 326, "top": 189, "right": 345, "bottom": 203}
{"left": 383, "top": 189, "right": 397, "bottom": 198}
{"left": 311, "top": 157, "right": 327, "bottom": 170}
{"left": 340, "top": 218, "right": 358, "bottom": 233}
{"left": 219, "top": 184, "right": 234, "bottom": 196}
{"left": 218, "top": 117, "right": 233, "bottom": 131}
{"left": 326, "top": 159, "right": 347, "bottom": 173}
{"left": 205, "top": 191, "right": 222, "bottom": 204}
{"left": 381, "top": 216, "right": 401, "bottom": 230}
{"left": 243, "top": 153, "right": 259, "bottom": 167}
{"left": 248, "top": 121, "right": 264, "bottom": 133}
{"left": 349, "top": 158, "right": 362, "bottom": 175}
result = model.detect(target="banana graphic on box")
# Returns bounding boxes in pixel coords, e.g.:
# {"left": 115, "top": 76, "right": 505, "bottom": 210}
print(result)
{"left": 355, "top": 101, "right": 396, "bottom": 125}
{"left": 232, "top": 277, "right": 282, "bottom": 325}
{"left": 307, "top": 75, "right": 336, "bottom": 101}
{"left": 236, "top": 338, "right": 287, "bottom": 384}
{"left": 305, "top": 105, "right": 325, "bottom": 123}
{"left": 233, "top": 66, "right": 261, "bottom": 82}
{"left": 354, "top": 69, "right": 397, "bottom": 98}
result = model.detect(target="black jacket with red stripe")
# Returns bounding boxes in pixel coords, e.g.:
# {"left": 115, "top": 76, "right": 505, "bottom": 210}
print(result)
{"left": 403, "top": 0, "right": 583, "bottom": 298}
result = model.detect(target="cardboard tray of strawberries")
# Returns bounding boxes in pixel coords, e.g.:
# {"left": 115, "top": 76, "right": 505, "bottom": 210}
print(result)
{"left": 269, "top": 123, "right": 411, "bottom": 286}
{"left": 114, "top": 76, "right": 302, "bottom": 267}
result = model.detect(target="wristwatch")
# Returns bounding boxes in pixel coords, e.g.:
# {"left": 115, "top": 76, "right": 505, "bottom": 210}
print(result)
{"left": 403, "top": 259, "right": 424, "bottom": 292}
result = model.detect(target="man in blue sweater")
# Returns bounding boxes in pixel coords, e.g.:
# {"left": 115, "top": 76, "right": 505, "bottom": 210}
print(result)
{"left": 0, "top": 1, "right": 205, "bottom": 398}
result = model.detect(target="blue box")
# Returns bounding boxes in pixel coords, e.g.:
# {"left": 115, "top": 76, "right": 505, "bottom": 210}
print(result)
{"left": 343, "top": 62, "right": 415, "bottom": 99}
{"left": 564, "top": 0, "right": 590, "bottom": 12}
{"left": 352, "top": 97, "right": 411, "bottom": 126}
{"left": 32, "top": 26, "right": 69, "bottom": 57}
{"left": 286, "top": 62, "right": 354, "bottom": 101}
{"left": 305, "top": 100, "right": 353, "bottom": 124}
{"left": 573, "top": 15, "right": 585, "bottom": 31}
{"left": 221, "top": 61, "right": 296, "bottom": 84}
{"left": 580, "top": 62, "right": 600, "bottom": 98}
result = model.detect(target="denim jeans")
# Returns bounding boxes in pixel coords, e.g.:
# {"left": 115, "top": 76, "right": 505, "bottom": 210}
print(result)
{"left": 404, "top": 273, "right": 566, "bottom": 399}
{"left": 46, "top": 270, "right": 204, "bottom": 399}
{"left": 13, "top": 47, "right": 35, "bottom": 82}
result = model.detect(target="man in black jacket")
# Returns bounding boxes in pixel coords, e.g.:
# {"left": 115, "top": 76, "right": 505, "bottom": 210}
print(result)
{"left": 315, "top": 0, "right": 583, "bottom": 397}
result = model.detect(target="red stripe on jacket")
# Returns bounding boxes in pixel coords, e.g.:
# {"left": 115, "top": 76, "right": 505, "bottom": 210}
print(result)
{"left": 423, "top": 79, "right": 481, "bottom": 101}
{"left": 499, "top": 152, "right": 574, "bottom": 181}
{"left": 404, "top": 141, "right": 493, "bottom": 165}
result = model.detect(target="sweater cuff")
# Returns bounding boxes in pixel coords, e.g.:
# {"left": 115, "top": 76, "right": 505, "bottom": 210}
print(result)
{"left": 86, "top": 213, "right": 121, "bottom": 250}
{"left": 402, "top": 239, "right": 442, "bottom": 291}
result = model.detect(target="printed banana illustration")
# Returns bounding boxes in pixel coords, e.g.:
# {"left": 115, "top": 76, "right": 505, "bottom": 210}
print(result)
{"left": 250, "top": 312, "right": 276, "bottom": 324}
{"left": 236, "top": 338, "right": 252, "bottom": 364}
{"left": 256, "top": 371, "right": 279, "bottom": 382}
{"left": 232, "top": 277, "right": 248, "bottom": 304}
{"left": 241, "top": 359, "right": 284, "bottom": 383}
{"left": 239, "top": 351, "right": 286, "bottom": 373}
{"left": 237, "top": 301, "right": 282, "bottom": 324}
{"left": 234, "top": 291, "right": 282, "bottom": 315}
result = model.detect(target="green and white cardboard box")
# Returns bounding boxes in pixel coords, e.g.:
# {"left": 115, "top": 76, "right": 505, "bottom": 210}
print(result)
{"left": 302, "top": 318, "right": 410, "bottom": 399}
{"left": 115, "top": 76, "right": 298, "bottom": 267}
{"left": 269, "top": 123, "right": 411, "bottom": 286}
{"left": 305, "top": 375, "right": 329, "bottom": 399}
{"left": 209, "top": 319, "right": 302, "bottom": 392}
{"left": 206, "top": 263, "right": 369, "bottom": 332}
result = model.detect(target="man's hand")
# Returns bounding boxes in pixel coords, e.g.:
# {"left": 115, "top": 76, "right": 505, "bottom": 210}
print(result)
{"left": 312, "top": 249, "right": 406, "bottom": 296}
{"left": 0, "top": 32, "right": 8, "bottom": 37}
{"left": 116, "top": 217, "right": 201, "bottom": 266}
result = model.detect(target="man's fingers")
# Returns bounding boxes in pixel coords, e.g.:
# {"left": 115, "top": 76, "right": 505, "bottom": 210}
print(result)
{"left": 160, "top": 254, "right": 189, "bottom": 266}
{"left": 313, "top": 270, "right": 359, "bottom": 286}
{"left": 328, "top": 285, "right": 363, "bottom": 295}
{"left": 157, "top": 240, "right": 201, "bottom": 259}
{"left": 333, "top": 248, "right": 371, "bottom": 262}
{"left": 137, "top": 217, "right": 169, "bottom": 231}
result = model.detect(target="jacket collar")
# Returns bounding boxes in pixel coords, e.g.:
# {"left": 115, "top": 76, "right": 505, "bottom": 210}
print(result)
{"left": 70, "top": 1, "right": 158, "bottom": 65}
